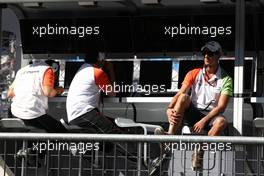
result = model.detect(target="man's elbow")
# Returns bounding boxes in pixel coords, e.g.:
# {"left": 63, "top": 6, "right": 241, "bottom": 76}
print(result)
{"left": 42, "top": 86, "right": 56, "bottom": 97}
{"left": 7, "top": 89, "right": 14, "bottom": 98}
{"left": 43, "top": 90, "right": 52, "bottom": 97}
{"left": 217, "top": 105, "right": 227, "bottom": 114}
{"left": 43, "top": 92, "right": 52, "bottom": 97}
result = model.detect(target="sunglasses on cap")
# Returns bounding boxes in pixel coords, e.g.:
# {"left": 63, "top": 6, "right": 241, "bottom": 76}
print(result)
{"left": 202, "top": 50, "right": 219, "bottom": 57}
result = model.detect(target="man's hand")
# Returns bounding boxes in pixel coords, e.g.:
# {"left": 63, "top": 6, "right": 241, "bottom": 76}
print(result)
{"left": 7, "top": 88, "right": 15, "bottom": 98}
{"left": 56, "top": 86, "right": 64, "bottom": 95}
{"left": 193, "top": 119, "right": 207, "bottom": 134}
{"left": 43, "top": 86, "right": 64, "bottom": 97}
{"left": 167, "top": 108, "right": 182, "bottom": 125}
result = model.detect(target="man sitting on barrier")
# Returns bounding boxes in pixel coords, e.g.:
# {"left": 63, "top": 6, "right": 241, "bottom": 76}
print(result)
{"left": 66, "top": 50, "right": 140, "bottom": 165}
{"left": 150, "top": 41, "right": 233, "bottom": 174}
{"left": 66, "top": 50, "right": 123, "bottom": 134}
{"left": 7, "top": 59, "right": 67, "bottom": 133}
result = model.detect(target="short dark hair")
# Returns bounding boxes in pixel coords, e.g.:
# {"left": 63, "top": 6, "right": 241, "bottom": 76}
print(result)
{"left": 84, "top": 50, "right": 99, "bottom": 64}
{"left": 44, "top": 59, "right": 56, "bottom": 66}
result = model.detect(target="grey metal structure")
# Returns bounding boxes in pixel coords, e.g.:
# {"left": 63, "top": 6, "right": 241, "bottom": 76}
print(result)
{"left": 1, "top": 133, "right": 264, "bottom": 143}
{"left": 233, "top": 0, "right": 245, "bottom": 136}
{"left": 0, "top": 133, "right": 263, "bottom": 175}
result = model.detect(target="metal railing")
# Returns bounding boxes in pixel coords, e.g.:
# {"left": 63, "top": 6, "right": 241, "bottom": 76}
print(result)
{"left": 0, "top": 133, "right": 264, "bottom": 176}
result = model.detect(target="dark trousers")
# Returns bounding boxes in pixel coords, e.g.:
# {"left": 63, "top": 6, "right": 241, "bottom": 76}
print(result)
{"left": 70, "top": 109, "right": 138, "bottom": 164}
{"left": 70, "top": 109, "right": 124, "bottom": 134}
{"left": 12, "top": 114, "right": 68, "bottom": 160}
{"left": 183, "top": 104, "right": 212, "bottom": 131}
{"left": 12, "top": 114, "right": 67, "bottom": 133}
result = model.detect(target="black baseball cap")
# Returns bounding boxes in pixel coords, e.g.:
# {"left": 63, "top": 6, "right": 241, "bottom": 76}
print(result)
{"left": 201, "top": 41, "right": 222, "bottom": 54}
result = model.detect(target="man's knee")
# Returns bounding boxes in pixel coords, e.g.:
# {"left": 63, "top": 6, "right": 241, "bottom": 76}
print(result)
{"left": 212, "top": 117, "right": 228, "bottom": 129}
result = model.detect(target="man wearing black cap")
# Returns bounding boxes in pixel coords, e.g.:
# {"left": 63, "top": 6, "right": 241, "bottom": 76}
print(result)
{"left": 150, "top": 41, "right": 233, "bottom": 174}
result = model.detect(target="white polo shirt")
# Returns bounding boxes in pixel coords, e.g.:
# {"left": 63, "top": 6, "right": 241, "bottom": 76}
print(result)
{"left": 182, "top": 66, "right": 233, "bottom": 111}
{"left": 66, "top": 63, "right": 111, "bottom": 122}
{"left": 11, "top": 62, "right": 50, "bottom": 119}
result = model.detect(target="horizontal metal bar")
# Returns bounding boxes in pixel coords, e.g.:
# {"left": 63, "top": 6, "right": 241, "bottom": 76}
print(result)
{"left": 49, "top": 97, "right": 173, "bottom": 103}
{"left": 253, "top": 117, "right": 264, "bottom": 128}
{"left": 122, "top": 97, "right": 173, "bottom": 103}
{"left": 0, "top": 133, "right": 264, "bottom": 144}
{"left": 0, "top": 0, "right": 124, "bottom": 3}
{"left": 250, "top": 97, "right": 264, "bottom": 103}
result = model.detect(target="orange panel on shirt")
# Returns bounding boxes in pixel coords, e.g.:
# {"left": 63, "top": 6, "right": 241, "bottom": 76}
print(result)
{"left": 94, "top": 67, "right": 111, "bottom": 91}
{"left": 182, "top": 68, "right": 201, "bottom": 87}
{"left": 43, "top": 68, "right": 55, "bottom": 88}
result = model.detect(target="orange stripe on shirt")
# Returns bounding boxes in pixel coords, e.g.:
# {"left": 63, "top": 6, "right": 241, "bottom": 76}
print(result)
{"left": 94, "top": 67, "right": 111, "bottom": 91}
{"left": 43, "top": 68, "right": 55, "bottom": 88}
{"left": 182, "top": 68, "right": 201, "bottom": 87}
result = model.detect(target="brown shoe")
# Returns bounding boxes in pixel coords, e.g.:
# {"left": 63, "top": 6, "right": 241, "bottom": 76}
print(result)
{"left": 191, "top": 149, "right": 204, "bottom": 171}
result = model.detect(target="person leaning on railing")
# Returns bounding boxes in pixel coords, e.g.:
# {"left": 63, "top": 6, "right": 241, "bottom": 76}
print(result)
{"left": 150, "top": 41, "right": 233, "bottom": 175}
{"left": 7, "top": 59, "right": 67, "bottom": 133}
{"left": 66, "top": 49, "right": 125, "bottom": 134}
{"left": 66, "top": 50, "right": 143, "bottom": 168}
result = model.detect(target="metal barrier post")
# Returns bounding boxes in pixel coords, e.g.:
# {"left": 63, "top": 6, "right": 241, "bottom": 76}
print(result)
{"left": 21, "top": 140, "right": 26, "bottom": 176}
{"left": 137, "top": 142, "right": 141, "bottom": 176}
{"left": 78, "top": 152, "right": 82, "bottom": 176}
